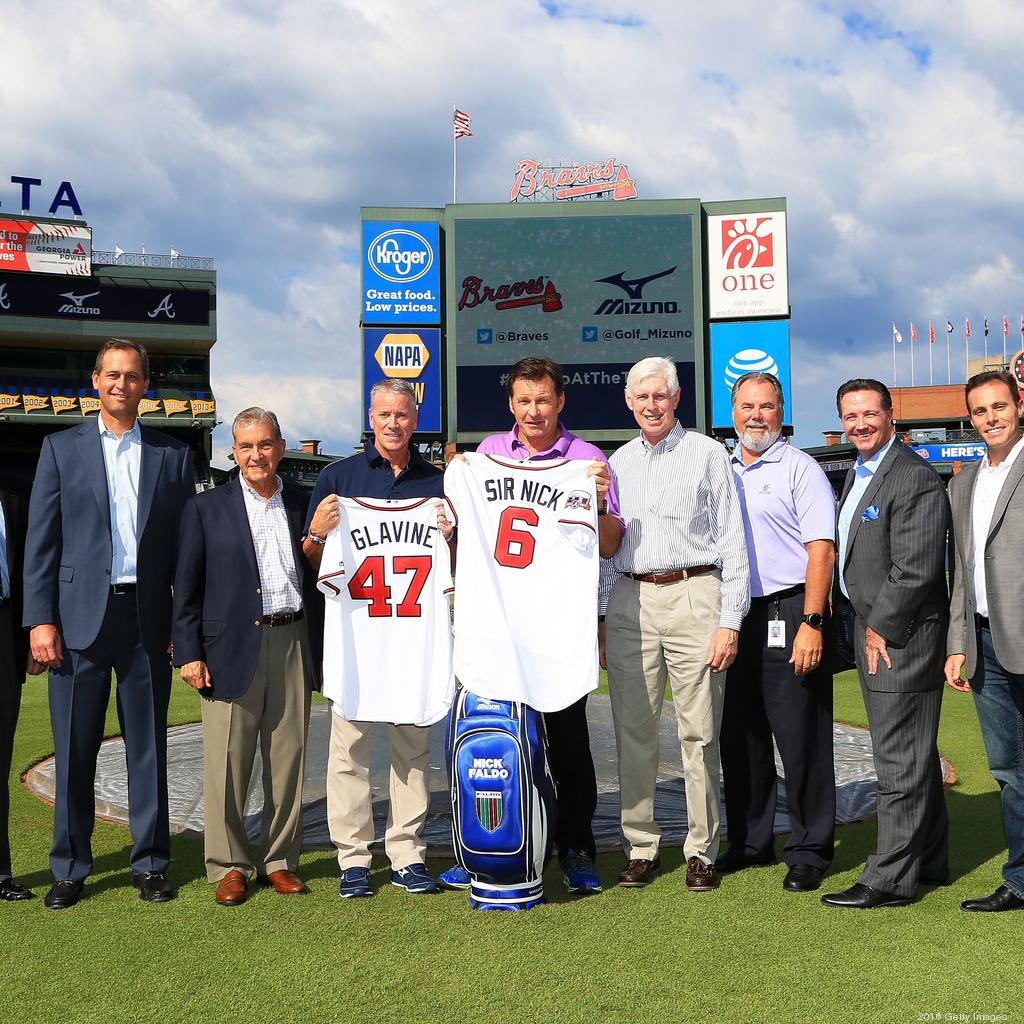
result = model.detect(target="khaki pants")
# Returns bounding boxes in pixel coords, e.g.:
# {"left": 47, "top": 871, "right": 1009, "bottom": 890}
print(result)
{"left": 605, "top": 572, "right": 725, "bottom": 864}
{"left": 326, "top": 713, "right": 431, "bottom": 871}
{"left": 201, "top": 619, "right": 311, "bottom": 882}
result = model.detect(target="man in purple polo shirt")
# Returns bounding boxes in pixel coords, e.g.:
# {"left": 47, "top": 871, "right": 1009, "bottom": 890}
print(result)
{"left": 718, "top": 372, "right": 837, "bottom": 894}
{"left": 441, "top": 355, "right": 624, "bottom": 896}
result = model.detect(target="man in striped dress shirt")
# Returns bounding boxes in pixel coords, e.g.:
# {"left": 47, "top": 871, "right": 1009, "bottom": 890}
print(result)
{"left": 600, "top": 356, "right": 750, "bottom": 892}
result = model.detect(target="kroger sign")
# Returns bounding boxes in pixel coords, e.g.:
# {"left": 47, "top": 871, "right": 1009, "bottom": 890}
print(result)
{"left": 362, "top": 220, "right": 441, "bottom": 325}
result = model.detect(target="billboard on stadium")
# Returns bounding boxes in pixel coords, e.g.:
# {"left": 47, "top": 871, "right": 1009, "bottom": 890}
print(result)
{"left": 0, "top": 272, "right": 210, "bottom": 325}
{"left": 706, "top": 209, "right": 788, "bottom": 320}
{"left": 0, "top": 219, "right": 91, "bottom": 276}
{"left": 708, "top": 320, "right": 792, "bottom": 430}
{"left": 452, "top": 210, "right": 699, "bottom": 435}
{"left": 362, "top": 327, "right": 443, "bottom": 435}
{"left": 362, "top": 221, "right": 441, "bottom": 325}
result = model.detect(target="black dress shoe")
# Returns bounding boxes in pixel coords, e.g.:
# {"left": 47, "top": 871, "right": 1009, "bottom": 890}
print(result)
{"left": 961, "top": 885, "right": 1024, "bottom": 912}
{"left": 783, "top": 863, "right": 824, "bottom": 893}
{"left": 820, "top": 882, "right": 912, "bottom": 909}
{"left": 714, "top": 847, "right": 776, "bottom": 874}
{"left": 132, "top": 871, "right": 176, "bottom": 903}
{"left": 44, "top": 879, "right": 84, "bottom": 910}
{"left": 0, "top": 878, "right": 34, "bottom": 901}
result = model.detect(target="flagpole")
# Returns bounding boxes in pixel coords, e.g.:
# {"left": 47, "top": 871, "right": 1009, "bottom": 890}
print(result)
{"left": 946, "top": 326, "right": 951, "bottom": 384}
{"left": 452, "top": 106, "right": 457, "bottom": 204}
{"left": 984, "top": 319, "right": 988, "bottom": 367}
{"left": 964, "top": 327, "right": 968, "bottom": 382}
{"left": 1003, "top": 316, "right": 1008, "bottom": 366}
{"left": 892, "top": 324, "right": 897, "bottom": 384}
{"left": 929, "top": 330, "right": 933, "bottom": 385}
{"left": 910, "top": 328, "right": 915, "bottom": 386}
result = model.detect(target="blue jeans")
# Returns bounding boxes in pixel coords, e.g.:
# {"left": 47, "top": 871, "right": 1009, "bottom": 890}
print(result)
{"left": 972, "top": 629, "right": 1024, "bottom": 899}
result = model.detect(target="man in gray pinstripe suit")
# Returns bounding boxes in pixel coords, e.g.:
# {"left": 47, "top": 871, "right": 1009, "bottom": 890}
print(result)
{"left": 822, "top": 378, "right": 951, "bottom": 909}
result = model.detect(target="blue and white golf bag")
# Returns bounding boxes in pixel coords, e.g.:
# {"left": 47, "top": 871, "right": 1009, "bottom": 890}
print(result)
{"left": 446, "top": 689, "right": 557, "bottom": 910}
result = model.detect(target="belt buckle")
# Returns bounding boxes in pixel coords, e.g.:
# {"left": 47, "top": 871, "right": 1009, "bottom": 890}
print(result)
{"left": 677, "top": 568, "right": 690, "bottom": 582}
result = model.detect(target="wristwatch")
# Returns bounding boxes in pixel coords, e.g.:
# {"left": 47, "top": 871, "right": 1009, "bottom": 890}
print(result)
{"left": 306, "top": 532, "right": 326, "bottom": 546}
{"left": 800, "top": 612, "right": 824, "bottom": 629}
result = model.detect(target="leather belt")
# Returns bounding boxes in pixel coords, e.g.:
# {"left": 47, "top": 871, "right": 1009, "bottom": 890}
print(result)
{"left": 751, "top": 583, "right": 806, "bottom": 604}
{"left": 110, "top": 583, "right": 137, "bottom": 595}
{"left": 626, "top": 565, "right": 716, "bottom": 585}
{"left": 975, "top": 613, "right": 991, "bottom": 632}
{"left": 260, "top": 609, "right": 304, "bottom": 627}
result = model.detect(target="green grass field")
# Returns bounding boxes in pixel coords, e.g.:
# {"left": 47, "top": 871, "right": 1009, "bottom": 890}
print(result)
{"left": 0, "top": 670, "right": 1016, "bottom": 1024}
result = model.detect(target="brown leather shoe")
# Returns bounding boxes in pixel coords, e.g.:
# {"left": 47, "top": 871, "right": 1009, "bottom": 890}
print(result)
{"left": 618, "top": 857, "right": 661, "bottom": 888}
{"left": 685, "top": 856, "right": 719, "bottom": 891}
{"left": 215, "top": 870, "right": 248, "bottom": 906}
{"left": 257, "top": 869, "right": 308, "bottom": 895}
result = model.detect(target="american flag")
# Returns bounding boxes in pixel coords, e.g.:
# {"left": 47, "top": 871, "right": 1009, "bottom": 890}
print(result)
{"left": 453, "top": 109, "right": 473, "bottom": 139}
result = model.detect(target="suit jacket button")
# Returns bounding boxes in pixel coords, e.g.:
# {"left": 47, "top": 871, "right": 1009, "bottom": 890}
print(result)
{"left": 256, "top": 587, "right": 261, "bottom": 594}
{"left": 254, "top": 620, "right": 261, "bottom": 627}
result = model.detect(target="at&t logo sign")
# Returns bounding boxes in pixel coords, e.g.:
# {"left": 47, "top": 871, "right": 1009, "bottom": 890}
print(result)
{"left": 724, "top": 349, "right": 779, "bottom": 390}
{"left": 367, "top": 228, "right": 434, "bottom": 283}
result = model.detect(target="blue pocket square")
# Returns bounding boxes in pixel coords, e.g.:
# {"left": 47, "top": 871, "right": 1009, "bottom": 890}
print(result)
{"left": 860, "top": 505, "right": 880, "bottom": 523}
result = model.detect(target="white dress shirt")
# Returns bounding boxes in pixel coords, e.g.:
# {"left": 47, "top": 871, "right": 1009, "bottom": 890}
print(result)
{"left": 971, "top": 433, "right": 1024, "bottom": 617}
{"left": 0, "top": 499, "right": 9, "bottom": 601}
{"left": 98, "top": 414, "right": 141, "bottom": 584}
{"left": 240, "top": 475, "right": 302, "bottom": 615}
{"left": 838, "top": 435, "right": 896, "bottom": 598}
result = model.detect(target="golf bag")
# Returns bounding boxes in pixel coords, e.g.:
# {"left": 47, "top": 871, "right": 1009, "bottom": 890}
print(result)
{"left": 446, "top": 688, "right": 557, "bottom": 910}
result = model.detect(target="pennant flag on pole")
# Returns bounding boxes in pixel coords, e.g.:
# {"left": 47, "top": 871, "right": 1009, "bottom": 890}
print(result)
{"left": 892, "top": 322, "right": 902, "bottom": 343}
{"left": 453, "top": 109, "right": 473, "bottom": 139}
{"left": 929, "top": 321, "right": 935, "bottom": 344}
{"left": 984, "top": 316, "right": 989, "bottom": 337}
{"left": 1004, "top": 315, "right": 1010, "bottom": 337}
{"left": 911, "top": 321, "right": 917, "bottom": 343}
{"left": 946, "top": 320, "right": 954, "bottom": 334}
{"left": 965, "top": 317, "right": 972, "bottom": 337}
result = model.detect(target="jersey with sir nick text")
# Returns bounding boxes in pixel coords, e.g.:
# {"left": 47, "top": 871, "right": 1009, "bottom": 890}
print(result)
{"left": 444, "top": 453, "right": 599, "bottom": 713}
{"left": 316, "top": 496, "right": 455, "bottom": 726}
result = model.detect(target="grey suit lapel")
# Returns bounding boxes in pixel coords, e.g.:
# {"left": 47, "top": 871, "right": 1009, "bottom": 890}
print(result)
{"left": 77, "top": 422, "right": 112, "bottom": 530}
{"left": 987, "top": 450, "right": 1024, "bottom": 541}
{"left": 954, "top": 460, "right": 982, "bottom": 575}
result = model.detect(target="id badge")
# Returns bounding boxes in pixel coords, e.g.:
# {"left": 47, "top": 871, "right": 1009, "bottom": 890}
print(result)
{"left": 767, "top": 619, "right": 786, "bottom": 649}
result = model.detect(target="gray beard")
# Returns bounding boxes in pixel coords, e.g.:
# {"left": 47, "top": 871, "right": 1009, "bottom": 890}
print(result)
{"left": 739, "top": 426, "right": 782, "bottom": 454}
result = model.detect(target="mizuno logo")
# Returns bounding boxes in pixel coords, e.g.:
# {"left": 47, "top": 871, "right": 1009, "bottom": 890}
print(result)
{"left": 595, "top": 267, "right": 677, "bottom": 300}
{"left": 57, "top": 288, "right": 101, "bottom": 315}
{"left": 58, "top": 289, "right": 100, "bottom": 306}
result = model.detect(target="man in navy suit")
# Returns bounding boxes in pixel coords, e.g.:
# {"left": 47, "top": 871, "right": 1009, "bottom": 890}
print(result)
{"left": 173, "top": 408, "right": 322, "bottom": 907}
{"left": 23, "top": 338, "right": 196, "bottom": 909}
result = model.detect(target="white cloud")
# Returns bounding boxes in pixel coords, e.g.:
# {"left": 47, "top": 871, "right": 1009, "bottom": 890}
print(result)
{"left": 4, "top": 0, "right": 1024, "bottom": 452}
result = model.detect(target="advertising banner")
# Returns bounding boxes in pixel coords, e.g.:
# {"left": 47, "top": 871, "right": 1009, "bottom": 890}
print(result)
{"left": 363, "top": 327, "right": 442, "bottom": 435}
{"left": 453, "top": 213, "right": 698, "bottom": 433}
{"left": 912, "top": 443, "right": 985, "bottom": 463}
{"left": 362, "top": 221, "right": 441, "bottom": 325}
{"left": 706, "top": 211, "right": 788, "bottom": 320}
{"left": 0, "top": 219, "right": 91, "bottom": 276}
{"left": 709, "top": 320, "right": 792, "bottom": 429}
{"left": 0, "top": 273, "right": 210, "bottom": 325}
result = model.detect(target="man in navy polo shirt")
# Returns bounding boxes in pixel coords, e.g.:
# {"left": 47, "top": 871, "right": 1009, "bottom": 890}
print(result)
{"left": 304, "top": 379, "right": 451, "bottom": 899}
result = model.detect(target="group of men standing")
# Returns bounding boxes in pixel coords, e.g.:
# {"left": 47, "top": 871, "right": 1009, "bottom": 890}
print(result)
{"left": 1, "top": 338, "right": 1021, "bottom": 916}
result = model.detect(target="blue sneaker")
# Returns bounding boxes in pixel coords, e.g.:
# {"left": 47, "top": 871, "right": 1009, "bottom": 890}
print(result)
{"left": 391, "top": 863, "right": 440, "bottom": 894}
{"left": 562, "top": 850, "right": 602, "bottom": 894}
{"left": 438, "top": 865, "right": 472, "bottom": 890}
{"left": 338, "top": 867, "right": 372, "bottom": 898}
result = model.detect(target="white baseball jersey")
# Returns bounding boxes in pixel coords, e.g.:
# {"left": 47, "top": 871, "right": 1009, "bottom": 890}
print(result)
{"left": 444, "top": 453, "right": 599, "bottom": 713}
{"left": 317, "top": 496, "right": 455, "bottom": 726}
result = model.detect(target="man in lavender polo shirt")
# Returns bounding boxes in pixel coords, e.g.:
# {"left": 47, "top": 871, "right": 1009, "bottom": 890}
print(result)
{"left": 718, "top": 372, "right": 837, "bottom": 894}
{"left": 441, "top": 355, "right": 624, "bottom": 896}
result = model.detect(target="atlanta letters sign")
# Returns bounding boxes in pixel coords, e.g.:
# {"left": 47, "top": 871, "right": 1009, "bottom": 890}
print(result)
{"left": 706, "top": 211, "right": 789, "bottom": 320}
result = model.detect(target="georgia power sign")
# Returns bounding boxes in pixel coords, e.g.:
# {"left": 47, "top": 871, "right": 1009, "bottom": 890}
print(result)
{"left": 706, "top": 211, "right": 789, "bottom": 320}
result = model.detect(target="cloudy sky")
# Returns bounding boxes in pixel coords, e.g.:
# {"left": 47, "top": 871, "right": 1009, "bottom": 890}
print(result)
{"left": 5, "top": 0, "right": 1024, "bottom": 462}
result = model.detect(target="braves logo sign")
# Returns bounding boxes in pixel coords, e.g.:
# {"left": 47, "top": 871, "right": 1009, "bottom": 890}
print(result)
{"left": 458, "top": 275, "right": 562, "bottom": 313}
{"left": 510, "top": 158, "right": 637, "bottom": 202}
